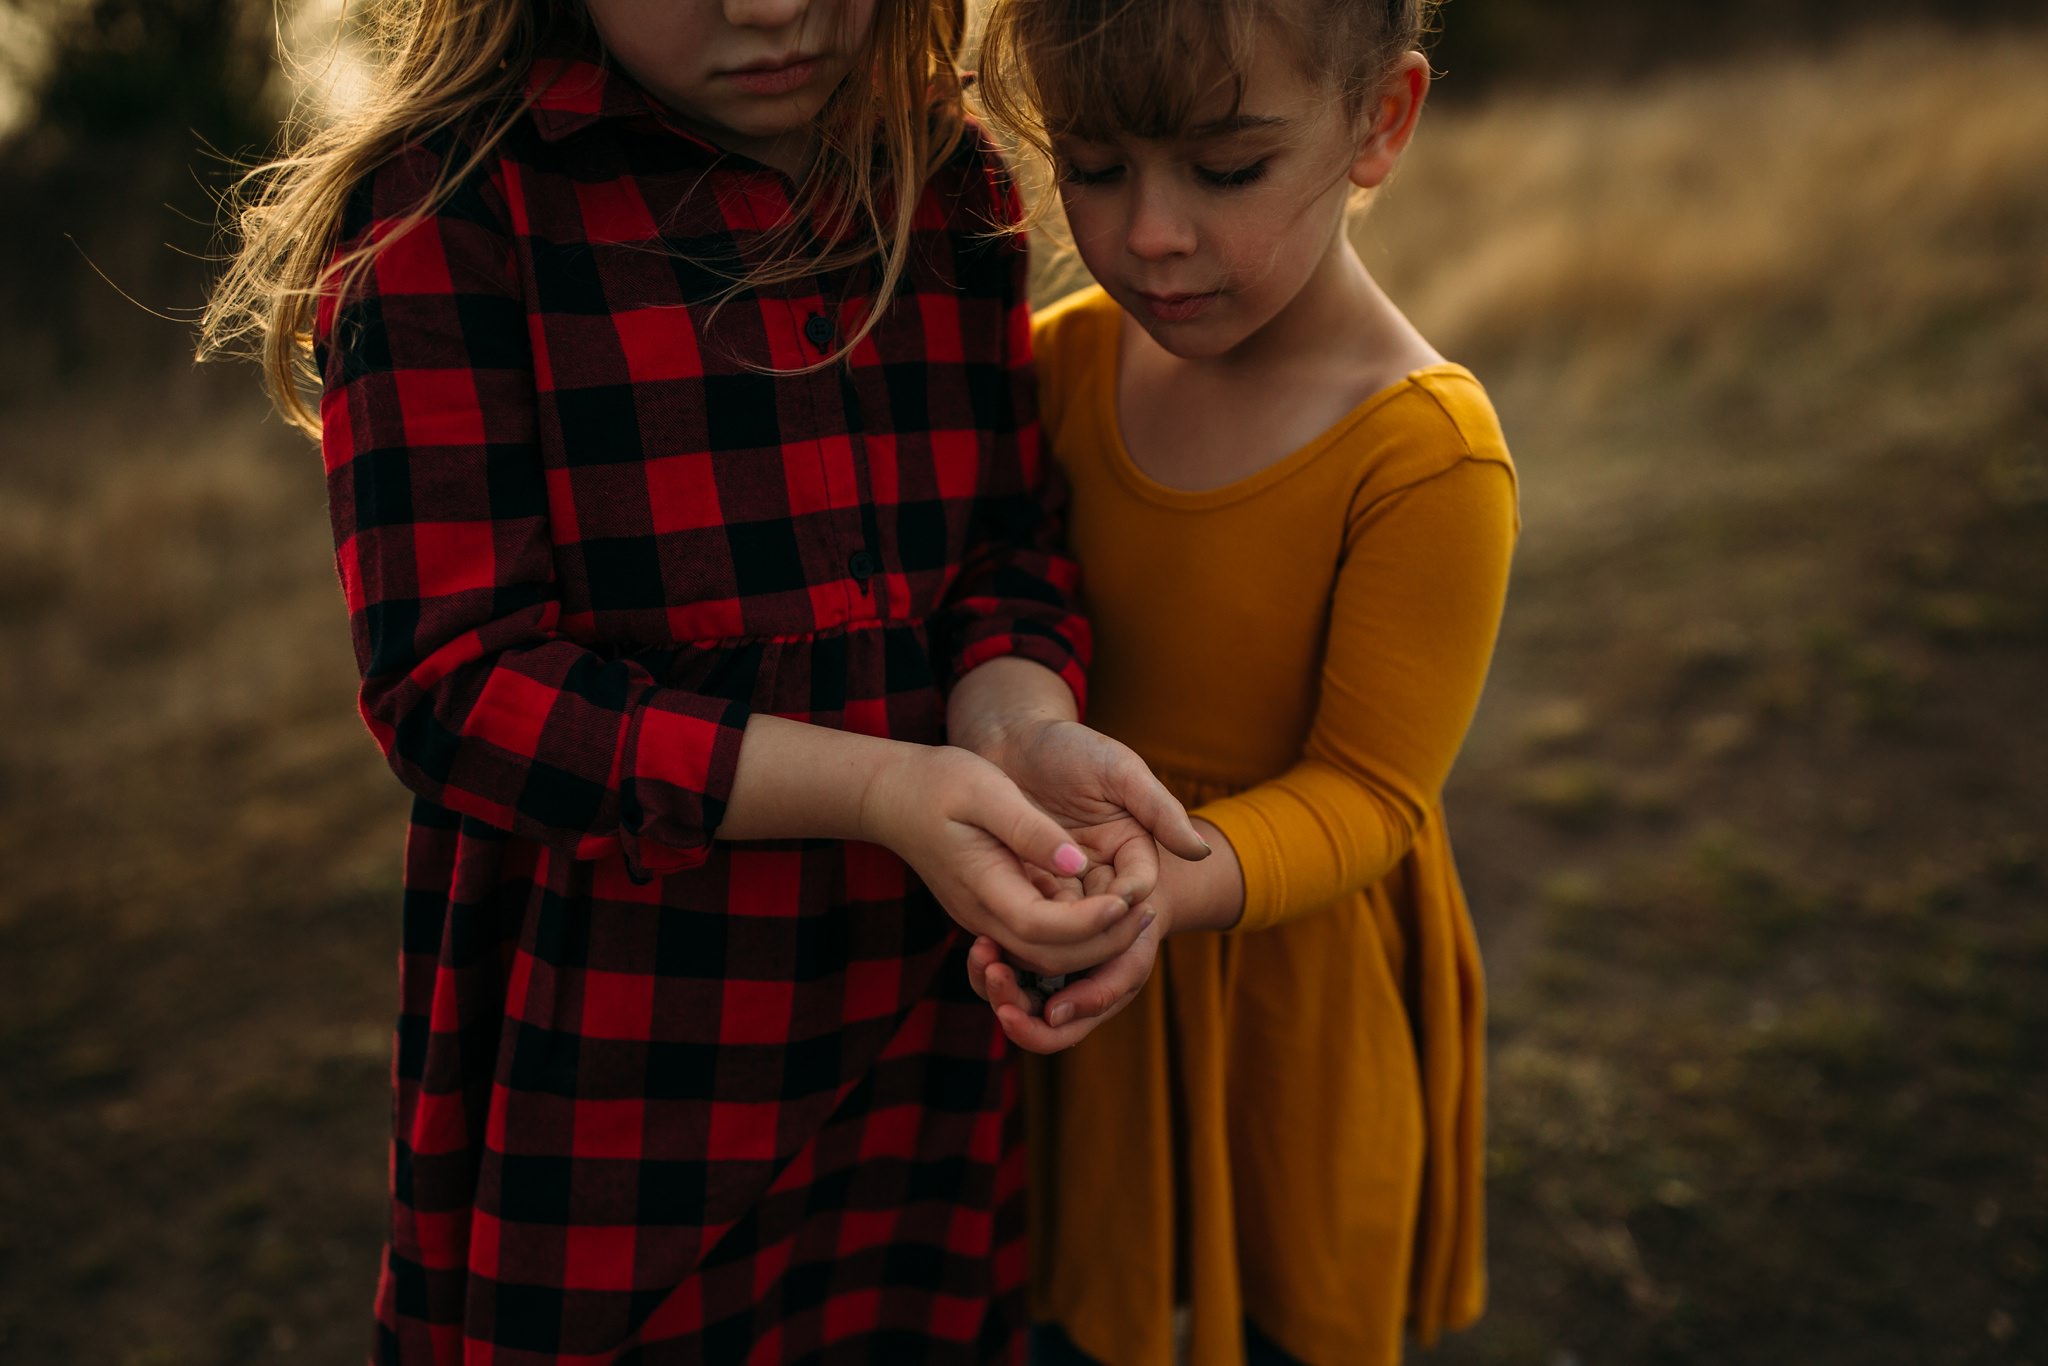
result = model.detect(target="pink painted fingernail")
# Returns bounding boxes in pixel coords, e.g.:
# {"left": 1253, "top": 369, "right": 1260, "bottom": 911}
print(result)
{"left": 1048, "top": 1002, "right": 1075, "bottom": 1027}
{"left": 1054, "top": 843, "right": 1086, "bottom": 876}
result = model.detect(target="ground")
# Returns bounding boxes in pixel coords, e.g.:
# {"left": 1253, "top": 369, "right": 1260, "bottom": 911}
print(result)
{"left": 0, "top": 24, "right": 2043, "bottom": 1366}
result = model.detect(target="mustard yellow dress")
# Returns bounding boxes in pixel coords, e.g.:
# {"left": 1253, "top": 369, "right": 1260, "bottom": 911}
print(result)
{"left": 1024, "top": 287, "right": 1519, "bottom": 1366}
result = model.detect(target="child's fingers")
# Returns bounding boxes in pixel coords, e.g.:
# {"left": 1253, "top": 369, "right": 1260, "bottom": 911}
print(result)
{"left": 1004, "top": 893, "right": 1151, "bottom": 977}
{"left": 1043, "top": 952, "right": 1140, "bottom": 1027}
{"left": 997, "top": 947, "right": 1154, "bottom": 1051}
{"left": 975, "top": 858, "right": 1139, "bottom": 966}
{"left": 1040, "top": 918, "right": 1161, "bottom": 1027}
{"left": 993, "top": 999, "right": 1100, "bottom": 1054}
{"left": 1100, "top": 834, "right": 1159, "bottom": 908}
{"left": 945, "top": 832, "right": 1145, "bottom": 973}
{"left": 1026, "top": 865, "right": 1085, "bottom": 902}
{"left": 977, "top": 776, "right": 1092, "bottom": 880}
{"left": 1107, "top": 750, "right": 1211, "bottom": 862}
{"left": 1042, "top": 972, "right": 1121, "bottom": 1027}
{"left": 966, "top": 935, "right": 1003, "bottom": 1003}
{"left": 983, "top": 962, "right": 1044, "bottom": 1019}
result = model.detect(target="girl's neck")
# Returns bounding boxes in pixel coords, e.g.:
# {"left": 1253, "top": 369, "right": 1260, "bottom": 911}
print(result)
{"left": 1113, "top": 225, "right": 1443, "bottom": 494}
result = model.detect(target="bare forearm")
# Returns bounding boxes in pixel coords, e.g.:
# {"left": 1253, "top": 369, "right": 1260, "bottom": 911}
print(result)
{"left": 714, "top": 713, "right": 1145, "bottom": 973}
{"left": 715, "top": 713, "right": 911, "bottom": 843}
{"left": 1161, "top": 817, "right": 1245, "bottom": 934}
{"left": 947, "top": 656, "right": 1079, "bottom": 763}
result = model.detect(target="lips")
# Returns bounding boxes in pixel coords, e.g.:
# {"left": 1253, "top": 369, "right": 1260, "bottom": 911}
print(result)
{"left": 721, "top": 54, "right": 823, "bottom": 96}
{"left": 1132, "top": 290, "right": 1218, "bottom": 324}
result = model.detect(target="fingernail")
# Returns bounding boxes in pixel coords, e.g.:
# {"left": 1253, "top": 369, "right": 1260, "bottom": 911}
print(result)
{"left": 1049, "top": 1003, "right": 1074, "bottom": 1027}
{"left": 1054, "top": 843, "right": 1086, "bottom": 876}
{"left": 1199, "top": 838, "right": 1213, "bottom": 854}
{"left": 1140, "top": 912, "right": 1155, "bottom": 932}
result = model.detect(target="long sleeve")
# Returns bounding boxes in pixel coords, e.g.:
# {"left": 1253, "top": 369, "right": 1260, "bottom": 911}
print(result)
{"left": 315, "top": 139, "right": 749, "bottom": 877}
{"left": 928, "top": 152, "right": 1093, "bottom": 713}
{"left": 1197, "top": 455, "right": 1517, "bottom": 932}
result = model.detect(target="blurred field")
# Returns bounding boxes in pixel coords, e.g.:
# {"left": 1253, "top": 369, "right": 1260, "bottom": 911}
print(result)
{"left": 3, "top": 20, "right": 2046, "bottom": 1365}
{"left": 1379, "top": 28, "right": 2048, "bottom": 1366}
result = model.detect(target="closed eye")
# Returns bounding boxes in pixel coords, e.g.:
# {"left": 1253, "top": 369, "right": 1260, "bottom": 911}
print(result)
{"left": 1057, "top": 160, "right": 1124, "bottom": 187}
{"left": 1195, "top": 160, "right": 1269, "bottom": 189}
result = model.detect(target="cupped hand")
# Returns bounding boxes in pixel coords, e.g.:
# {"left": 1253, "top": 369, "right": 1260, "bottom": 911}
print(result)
{"left": 864, "top": 743, "right": 1148, "bottom": 976}
{"left": 964, "top": 885, "right": 1168, "bottom": 1053}
{"left": 978, "top": 718, "right": 1209, "bottom": 907}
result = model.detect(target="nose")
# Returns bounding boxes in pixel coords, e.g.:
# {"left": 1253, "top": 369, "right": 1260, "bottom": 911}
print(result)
{"left": 723, "top": 0, "right": 808, "bottom": 29}
{"left": 1123, "top": 177, "right": 1195, "bottom": 262}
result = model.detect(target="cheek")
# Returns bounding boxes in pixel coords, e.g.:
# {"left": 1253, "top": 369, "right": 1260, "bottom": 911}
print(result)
{"left": 1220, "top": 197, "right": 1337, "bottom": 284}
{"left": 586, "top": 0, "right": 713, "bottom": 74}
{"left": 840, "top": 0, "right": 880, "bottom": 46}
{"left": 1058, "top": 193, "right": 1121, "bottom": 260}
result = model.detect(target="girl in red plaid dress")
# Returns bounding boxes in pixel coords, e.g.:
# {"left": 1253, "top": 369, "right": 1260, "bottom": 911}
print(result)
{"left": 203, "top": 1, "right": 1208, "bottom": 1360}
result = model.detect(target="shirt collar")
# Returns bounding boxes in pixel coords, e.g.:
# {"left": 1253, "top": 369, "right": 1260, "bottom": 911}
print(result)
{"left": 523, "top": 48, "right": 722, "bottom": 157}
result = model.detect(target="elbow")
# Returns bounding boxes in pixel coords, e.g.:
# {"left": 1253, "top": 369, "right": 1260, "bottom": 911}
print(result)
{"left": 1288, "top": 754, "right": 1429, "bottom": 889}
{"left": 356, "top": 679, "right": 461, "bottom": 807}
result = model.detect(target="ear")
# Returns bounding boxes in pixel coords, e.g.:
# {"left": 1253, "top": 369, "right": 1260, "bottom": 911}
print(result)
{"left": 1348, "top": 51, "right": 1431, "bottom": 191}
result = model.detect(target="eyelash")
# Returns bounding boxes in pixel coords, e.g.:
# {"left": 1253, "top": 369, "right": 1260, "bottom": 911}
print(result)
{"left": 1197, "top": 160, "right": 1269, "bottom": 189}
{"left": 1056, "top": 160, "right": 1272, "bottom": 190}
{"left": 1058, "top": 163, "right": 1121, "bottom": 187}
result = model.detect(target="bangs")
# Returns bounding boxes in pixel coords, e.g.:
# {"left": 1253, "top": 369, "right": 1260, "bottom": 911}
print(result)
{"left": 982, "top": 0, "right": 1272, "bottom": 149}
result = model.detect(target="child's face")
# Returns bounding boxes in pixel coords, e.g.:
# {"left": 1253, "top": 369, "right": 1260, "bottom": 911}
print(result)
{"left": 583, "top": 0, "right": 877, "bottom": 174}
{"left": 1052, "top": 31, "right": 1379, "bottom": 361}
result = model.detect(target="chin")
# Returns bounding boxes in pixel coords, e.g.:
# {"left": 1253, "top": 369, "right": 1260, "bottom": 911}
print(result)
{"left": 1134, "top": 318, "right": 1245, "bottom": 362}
{"left": 727, "top": 108, "right": 822, "bottom": 139}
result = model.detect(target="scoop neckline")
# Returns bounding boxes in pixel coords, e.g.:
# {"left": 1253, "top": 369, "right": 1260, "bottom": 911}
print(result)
{"left": 1082, "top": 292, "right": 1473, "bottom": 511}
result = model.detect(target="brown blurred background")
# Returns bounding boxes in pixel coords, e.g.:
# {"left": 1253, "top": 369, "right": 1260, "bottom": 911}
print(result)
{"left": 2, "top": 2, "right": 2045, "bottom": 1362}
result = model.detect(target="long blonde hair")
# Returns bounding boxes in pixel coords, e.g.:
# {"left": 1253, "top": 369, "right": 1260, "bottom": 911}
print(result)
{"left": 201, "top": 0, "right": 969, "bottom": 436}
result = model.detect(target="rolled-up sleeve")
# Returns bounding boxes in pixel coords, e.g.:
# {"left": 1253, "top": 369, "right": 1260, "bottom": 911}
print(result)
{"left": 316, "top": 139, "right": 749, "bottom": 876}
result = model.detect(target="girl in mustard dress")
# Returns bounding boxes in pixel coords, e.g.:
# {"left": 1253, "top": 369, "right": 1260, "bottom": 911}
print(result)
{"left": 966, "top": 1, "right": 1517, "bottom": 1361}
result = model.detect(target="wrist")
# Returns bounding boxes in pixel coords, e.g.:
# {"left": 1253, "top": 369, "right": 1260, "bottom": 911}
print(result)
{"left": 854, "top": 738, "right": 927, "bottom": 849}
{"left": 947, "top": 657, "right": 1077, "bottom": 766}
{"left": 1160, "top": 819, "right": 1245, "bottom": 935}
{"left": 962, "top": 711, "right": 1067, "bottom": 776}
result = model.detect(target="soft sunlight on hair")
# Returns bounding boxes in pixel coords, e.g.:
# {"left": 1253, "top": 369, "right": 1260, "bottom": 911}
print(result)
{"left": 202, "top": 0, "right": 972, "bottom": 435}
{"left": 973, "top": 0, "right": 1439, "bottom": 233}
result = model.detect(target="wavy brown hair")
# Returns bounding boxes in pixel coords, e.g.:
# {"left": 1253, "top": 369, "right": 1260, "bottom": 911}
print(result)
{"left": 201, "top": 0, "right": 969, "bottom": 435}
{"left": 974, "top": 0, "right": 1438, "bottom": 221}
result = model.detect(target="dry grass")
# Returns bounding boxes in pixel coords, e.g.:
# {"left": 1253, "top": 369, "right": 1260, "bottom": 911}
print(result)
{"left": 3, "top": 21, "right": 2046, "bottom": 1365}
{"left": 1371, "top": 26, "right": 2048, "bottom": 389}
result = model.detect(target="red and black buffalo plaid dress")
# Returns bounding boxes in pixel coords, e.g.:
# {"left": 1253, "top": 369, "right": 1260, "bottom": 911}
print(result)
{"left": 313, "top": 52, "right": 1087, "bottom": 1365}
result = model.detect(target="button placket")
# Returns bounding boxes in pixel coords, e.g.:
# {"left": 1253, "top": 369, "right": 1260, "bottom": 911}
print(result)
{"left": 791, "top": 277, "right": 884, "bottom": 618}
{"left": 838, "top": 357, "right": 883, "bottom": 607}
{"left": 789, "top": 291, "right": 873, "bottom": 615}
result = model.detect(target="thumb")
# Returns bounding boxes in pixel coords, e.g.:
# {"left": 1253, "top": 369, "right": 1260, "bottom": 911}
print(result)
{"left": 1111, "top": 753, "right": 1211, "bottom": 861}
{"left": 977, "top": 770, "right": 1091, "bottom": 879}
